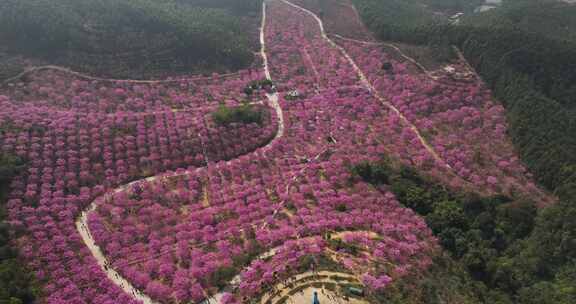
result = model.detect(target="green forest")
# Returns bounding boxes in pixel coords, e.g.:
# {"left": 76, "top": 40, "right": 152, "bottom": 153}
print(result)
{"left": 463, "top": 0, "right": 576, "bottom": 42}
{"left": 352, "top": 0, "right": 576, "bottom": 303}
{"left": 0, "top": 0, "right": 263, "bottom": 80}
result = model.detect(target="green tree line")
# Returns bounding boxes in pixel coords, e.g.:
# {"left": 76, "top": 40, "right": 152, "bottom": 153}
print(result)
{"left": 352, "top": 160, "right": 575, "bottom": 303}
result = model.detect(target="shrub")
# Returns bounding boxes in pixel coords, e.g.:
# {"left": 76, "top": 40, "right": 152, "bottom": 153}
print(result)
{"left": 0, "top": 154, "right": 24, "bottom": 184}
{"left": 351, "top": 161, "right": 391, "bottom": 185}
{"left": 212, "top": 103, "right": 264, "bottom": 126}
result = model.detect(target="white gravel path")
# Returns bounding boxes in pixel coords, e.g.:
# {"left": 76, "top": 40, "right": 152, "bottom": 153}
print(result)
{"left": 75, "top": 2, "right": 282, "bottom": 304}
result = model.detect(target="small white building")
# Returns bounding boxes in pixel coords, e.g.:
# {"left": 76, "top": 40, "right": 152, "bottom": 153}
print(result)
{"left": 285, "top": 90, "right": 300, "bottom": 100}
{"left": 448, "top": 12, "right": 464, "bottom": 24}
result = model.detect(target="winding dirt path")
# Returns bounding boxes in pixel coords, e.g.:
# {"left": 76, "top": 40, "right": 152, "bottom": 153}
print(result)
{"left": 329, "top": 34, "right": 381, "bottom": 46}
{"left": 260, "top": 0, "right": 284, "bottom": 142}
{"left": 329, "top": 33, "right": 439, "bottom": 80}
{"left": 1, "top": 65, "right": 243, "bottom": 87}
{"left": 75, "top": 2, "right": 281, "bottom": 304}
{"left": 280, "top": 0, "right": 452, "bottom": 171}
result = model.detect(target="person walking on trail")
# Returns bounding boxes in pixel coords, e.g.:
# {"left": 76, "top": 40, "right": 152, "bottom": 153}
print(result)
{"left": 313, "top": 291, "right": 320, "bottom": 304}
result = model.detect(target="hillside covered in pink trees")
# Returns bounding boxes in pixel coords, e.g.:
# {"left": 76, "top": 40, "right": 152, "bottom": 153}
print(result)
{"left": 1, "top": 1, "right": 571, "bottom": 304}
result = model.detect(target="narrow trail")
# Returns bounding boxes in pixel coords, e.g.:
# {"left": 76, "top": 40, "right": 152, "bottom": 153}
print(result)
{"left": 76, "top": 196, "right": 159, "bottom": 304}
{"left": 302, "top": 49, "right": 323, "bottom": 92}
{"left": 260, "top": 1, "right": 284, "bottom": 143}
{"left": 75, "top": 2, "right": 282, "bottom": 304}
{"left": 329, "top": 33, "right": 439, "bottom": 80}
{"left": 0, "top": 64, "right": 245, "bottom": 87}
{"left": 280, "top": 0, "right": 452, "bottom": 171}
{"left": 329, "top": 33, "right": 381, "bottom": 46}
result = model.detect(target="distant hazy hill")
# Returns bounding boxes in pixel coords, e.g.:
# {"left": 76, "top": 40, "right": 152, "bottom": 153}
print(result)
{"left": 0, "top": 0, "right": 263, "bottom": 79}
{"left": 462, "top": 0, "right": 576, "bottom": 42}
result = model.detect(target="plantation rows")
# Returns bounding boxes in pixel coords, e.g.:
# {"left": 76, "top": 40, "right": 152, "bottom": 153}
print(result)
{"left": 332, "top": 36, "right": 550, "bottom": 203}
{"left": 0, "top": 1, "right": 550, "bottom": 304}
{"left": 3, "top": 69, "right": 268, "bottom": 113}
